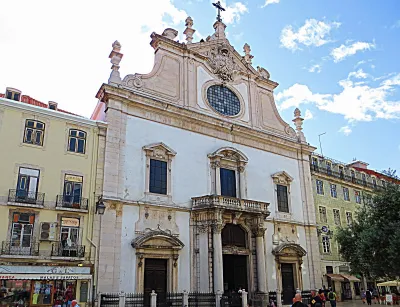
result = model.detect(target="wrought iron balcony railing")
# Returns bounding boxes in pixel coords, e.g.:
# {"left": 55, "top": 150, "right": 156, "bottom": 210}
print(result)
{"left": 56, "top": 195, "right": 88, "bottom": 210}
{"left": 1, "top": 240, "right": 40, "bottom": 256}
{"left": 310, "top": 165, "right": 384, "bottom": 191}
{"left": 51, "top": 243, "right": 85, "bottom": 258}
{"left": 192, "top": 195, "right": 270, "bottom": 215}
{"left": 8, "top": 189, "right": 45, "bottom": 206}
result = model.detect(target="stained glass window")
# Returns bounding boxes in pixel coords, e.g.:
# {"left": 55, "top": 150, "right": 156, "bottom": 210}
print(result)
{"left": 207, "top": 85, "right": 241, "bottom": 116}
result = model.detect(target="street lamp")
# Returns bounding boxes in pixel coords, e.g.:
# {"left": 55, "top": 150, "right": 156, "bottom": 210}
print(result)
{"left": 95, "top": 195, "right": 106, "bottom": 215}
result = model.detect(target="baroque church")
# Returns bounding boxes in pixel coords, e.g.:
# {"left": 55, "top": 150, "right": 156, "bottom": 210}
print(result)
{"left": 92, "top": 5, "right": 321, "bottom": 305}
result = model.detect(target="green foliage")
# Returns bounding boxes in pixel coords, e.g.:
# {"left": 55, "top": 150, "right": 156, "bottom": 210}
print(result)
{"left": 336, "top": 183, "right": 400, "bottom": 279}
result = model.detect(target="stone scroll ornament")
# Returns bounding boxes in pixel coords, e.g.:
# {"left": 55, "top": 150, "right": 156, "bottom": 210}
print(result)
{"left": 208, "top": 45, "right": 240, "bottom": 82}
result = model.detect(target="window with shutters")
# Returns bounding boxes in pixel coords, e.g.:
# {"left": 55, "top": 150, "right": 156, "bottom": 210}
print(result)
{"left": 333, "top": 209, "right": 341, "bottom": 225}
{"left": 24, "top": 120, "right": 45, "bottom": 146}
{"left": 272, "top": 171, "right": 293, "bottom": 215}
{"left": 319, "top": 206, "right": 327, "bottom": 223}
{"left": 149, "top": 159, "right": 168, "bottom": 195}
{"left": 220, "top": 168, "right": 236, "bottom": 197}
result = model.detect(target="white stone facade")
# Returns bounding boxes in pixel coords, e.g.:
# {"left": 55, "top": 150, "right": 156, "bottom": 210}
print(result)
{"left": 93, "top": 16, "right": 321, "bottom": 303}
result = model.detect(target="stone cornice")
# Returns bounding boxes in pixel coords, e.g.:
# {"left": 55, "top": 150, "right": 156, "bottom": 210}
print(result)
{"left": 97, "top": 84, "right": 316, "bottom": 159}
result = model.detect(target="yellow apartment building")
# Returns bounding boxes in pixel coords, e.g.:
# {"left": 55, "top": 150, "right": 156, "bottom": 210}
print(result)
{"left": 0, "top": 88, "right": 106, "bottom": 307}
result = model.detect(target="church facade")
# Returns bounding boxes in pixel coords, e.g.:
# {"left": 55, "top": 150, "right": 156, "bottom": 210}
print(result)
{"left": 92, "top": 13, "right": 321, "bottom": 305}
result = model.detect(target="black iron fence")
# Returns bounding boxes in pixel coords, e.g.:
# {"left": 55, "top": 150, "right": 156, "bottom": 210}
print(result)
{"left": 220, "top": 292, "right": 241, "bottom": 307}
{"left": 56, "top": 195, "right": 89, "bottom": 210}
{"left": 301, "top": 291, "right": 312, "bottom": 305}
{"left": 51, "top": 243, "right": 85, "bottom": 258}
{"left": 100, "top": 293, "right": 120, "bottom": 307}
{"left": 126, "top": 293, "right": 145, "bottom": 307}
{"left": 1, "top": 240, "right": 40, "bottom": 256}
{"left": 188, "top": 292, "right": 216, "bottom": 307}
{"left": 156, "top": 292, "right": 183, "bottom": 307}
{"left": 8, "top": 189, "right": 45, "bottom": 206}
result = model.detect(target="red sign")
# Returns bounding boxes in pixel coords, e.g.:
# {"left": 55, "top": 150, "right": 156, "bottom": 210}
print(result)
{"left": 14, "top": 281, "right": 23, "bottom": 287}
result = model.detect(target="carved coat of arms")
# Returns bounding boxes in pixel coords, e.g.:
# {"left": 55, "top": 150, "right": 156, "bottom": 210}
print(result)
{"left": 208, "top": 45, "right": 240, "bottom": 82}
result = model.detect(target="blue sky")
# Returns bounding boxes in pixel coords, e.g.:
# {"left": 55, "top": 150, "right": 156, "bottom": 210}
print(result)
{"left": 0, "top": 0, "right": 399, "bottom": 173}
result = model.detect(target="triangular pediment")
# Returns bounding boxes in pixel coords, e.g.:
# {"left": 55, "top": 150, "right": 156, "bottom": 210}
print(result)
{"left": 143, "top": 142, "right": 177, "bottom": 157}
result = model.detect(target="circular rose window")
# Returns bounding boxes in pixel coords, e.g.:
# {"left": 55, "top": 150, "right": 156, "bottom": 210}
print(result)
{"left": 207, "top": 85, "right": 241, "bottom": 116}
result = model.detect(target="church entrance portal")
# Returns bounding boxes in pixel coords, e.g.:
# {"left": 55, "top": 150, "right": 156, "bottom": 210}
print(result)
{"left": 281, "top": 263, "right": 295, "bottom": 305}
{"left": 223, "top": 254, "right": 248, "bottom": 292}
{"left": 144, "top": 258, "right": 167, "bottom": 306}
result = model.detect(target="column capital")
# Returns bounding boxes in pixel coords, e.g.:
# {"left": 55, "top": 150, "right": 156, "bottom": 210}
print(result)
{"left": 212, "top": 222, "right": 225, "bottom": 233}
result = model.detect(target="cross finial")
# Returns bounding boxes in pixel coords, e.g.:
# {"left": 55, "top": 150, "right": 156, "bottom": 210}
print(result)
{"left": 213, "top": 1, "right": 226, "bottom": 22}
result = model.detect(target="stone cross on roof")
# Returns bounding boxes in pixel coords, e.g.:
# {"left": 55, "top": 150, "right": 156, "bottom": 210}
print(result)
{"left": 212, "top": 1, "right": 225, "bottom": 22}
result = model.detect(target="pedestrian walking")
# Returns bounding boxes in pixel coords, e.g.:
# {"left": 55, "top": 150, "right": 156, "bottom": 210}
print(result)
{"left": 311, "top": 290, "right": 322, "bottom": 307}
{"left": 292, "top": 293, "right": 308, "bottom": 307}
{"left": 327, "top": 288, "right": 337, "bottom": 307}
{"left": 366, "top": 289, "right": 372, "bottom": 305}
{"left": 362, "top": 288, "right": 366, "bottom": 304}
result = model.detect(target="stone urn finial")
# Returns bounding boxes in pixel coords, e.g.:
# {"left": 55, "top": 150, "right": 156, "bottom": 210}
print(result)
{"left": 108, "top": 40, "right": 123, "bottom": 85}
{"left": 184, "top": 16, "right": 196, "bottom": 44}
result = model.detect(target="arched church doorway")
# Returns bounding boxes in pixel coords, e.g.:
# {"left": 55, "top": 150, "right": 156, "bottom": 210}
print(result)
{"left": 222, "top": 224, "right": 249, "bottom": 293}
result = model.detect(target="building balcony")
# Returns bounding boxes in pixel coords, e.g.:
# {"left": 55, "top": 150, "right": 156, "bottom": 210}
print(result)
{"left": 8, "top": 189, "right": 45, "bottom": 207}
{"left": 1, "top": 241, "right": 40, "bottom": 257}
{"left": 51, "top": 243, "right": 85, "bottom": 258}
{"left": 310, "top": 165, "right": 384, "bottom": 191}
{"left": 55, "top": 195, "right": 88, "bottom": 211}
{"left": 192, "top": 195, "right": 270, "bottom": 215}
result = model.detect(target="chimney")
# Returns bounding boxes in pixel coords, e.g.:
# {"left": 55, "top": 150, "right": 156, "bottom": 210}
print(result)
{"left": 5, "top": 87, "right": 22, "bottom": 102}
{"left": 48, "top": 101, "right": 58, "bottom": 111}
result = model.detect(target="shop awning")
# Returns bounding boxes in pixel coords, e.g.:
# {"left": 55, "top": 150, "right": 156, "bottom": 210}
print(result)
{"left": 341, "top": 274, "right": 361, "bottom": 282}
{"left": 377, "top": 281, "right": 400, "bottom": 287}
{"left": 326, "top": 274, "right": 345, "bottom": 282}
{"left": 0, "top": 274, "right": 92, "bottom": 280}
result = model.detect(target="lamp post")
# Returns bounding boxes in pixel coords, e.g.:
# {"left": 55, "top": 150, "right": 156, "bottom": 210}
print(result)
{"left": 93, "top": 195, "right": 105, "bottom": 306}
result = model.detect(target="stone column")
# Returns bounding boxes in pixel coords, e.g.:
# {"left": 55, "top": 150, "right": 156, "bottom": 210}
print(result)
{"left": 213, "top": 223, "right": 224, "bottom": 293}
{"left": 256, "top": 234, "right": 267, "bottom": 293}
{"left": 199, "top": 225, "right": 210, "bottom": 292}
{"left": 215, "top": 161, "right": 221, "bottom": 195}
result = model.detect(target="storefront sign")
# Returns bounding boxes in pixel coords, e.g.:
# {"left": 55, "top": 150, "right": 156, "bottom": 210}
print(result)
{"left": 61, "top": 217, "right": 80, "bottom": 227}
{"left": 65, "top": 175, "right": 83, "bottom": 183}
{"left": 0, "top": 265, "right": 90, "bottom": 274}
{"left": 0, "top": 274, "right": 91, "bottom": 280}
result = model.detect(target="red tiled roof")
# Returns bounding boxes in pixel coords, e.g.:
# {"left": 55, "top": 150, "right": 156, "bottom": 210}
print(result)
{"left": 353, "top": 166, "right": 400, "bottom": 184}
{"left": 0, "top": 93, "right": 80, "bottom": 116}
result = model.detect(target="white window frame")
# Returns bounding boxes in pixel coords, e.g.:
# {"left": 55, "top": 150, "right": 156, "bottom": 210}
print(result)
{"left": 322, "top": 236, "right": 331, "bottom": 253}
{"left": 272, "top": 171, "right": 293, "bottom": 215}
{"left": 355, "top": 191, "right": 361, "bottom": 204}
{"left": 319, "top": 206, "right": 327, "bottom": 223}
{"left": 346, "top": 212, "right": 353, "bottom": 226}
{"left": 316, "top": 179, "right": 324, "bottom": 195}
{"left": 330, "top": 183, "right": 337, "bottom": 198}
{"left": 143, "top": 143, "right": 176, "bottom": 204}
{"left": 343, "top": 187, "right": 350, "bottom": 201}
{"left": 333, "top": 209, "right": 341, "bottom": 226}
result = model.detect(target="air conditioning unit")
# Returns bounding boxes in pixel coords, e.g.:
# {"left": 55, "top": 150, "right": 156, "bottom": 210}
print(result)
{"left": 40, "top": 222, "right": 57, "bottom": 241}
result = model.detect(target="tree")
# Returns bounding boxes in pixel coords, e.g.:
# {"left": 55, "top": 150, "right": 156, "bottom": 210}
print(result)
{"left": 336, "top": 183, "right": 400, "bottom": 279}
{"left": 382, "top": 168, "right": 398, "bottom": 179}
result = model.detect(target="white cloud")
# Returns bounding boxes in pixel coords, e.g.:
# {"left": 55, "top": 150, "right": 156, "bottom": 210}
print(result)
{"left": 304, "top": 110, "right": 313, "bottom": 120}
{"left": 262, "top": 0, "right": 280, "bottom": 8}
{"left": 0, "top": 0, "right": 189, "bottom": 117}
{"left": 339, "top": 126, "right": 352, "bottom": 136}
{"left": 276, "top": 72, "right": 400, "bottom": 122}
{"left": 280, "top": 19, "right": 341, "bottom": 51}
{"left": 348, "top": 69, "right": 368, "bottom": 79}
{"left": 308, "top": 64, "right": 322, "bottom": 73}
{"left": 216, "top": 0, "right": 248, "bottom": 25}
{"left": 331, "top": 41, "right": 376, "bottom": 62}
{"left": 391, "top": 20, "right": 400, "bottom": 29}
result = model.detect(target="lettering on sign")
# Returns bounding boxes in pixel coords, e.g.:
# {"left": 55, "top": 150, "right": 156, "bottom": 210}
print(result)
{"left": 0, "top": 275, "right": 15, "bottom": 279}
{"left": 65, "top": 175, "right": 83, "bottom": 183}
{"left": 61, "top": 217, "right": 80, "bottom": 227}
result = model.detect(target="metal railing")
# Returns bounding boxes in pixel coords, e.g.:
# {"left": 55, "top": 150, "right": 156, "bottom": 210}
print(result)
{"left": 126, "top": 293, "right": 145, "bottom": 307}
{"left": 192, "top": 195, "right": 270, "bottom": 214}
{"left": 56, "top": 195, "right": 89, "bottom": 210}
{"left": 310, "top": 165, "right": 385, "bottom": 191}
{"left": 188, "top": 292, "right": 216, "bottom": 307}
{"left": 100, "top": 293, "right": 120, "bottom": 307}
{"left": 51, "top": 243, "right": 85, "bottom": 258}
{"left": 8, "top": 189, "right": 45, "bottom": 206}
{"left": 1, "top": 240, "right": 40, "bottom": 256}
